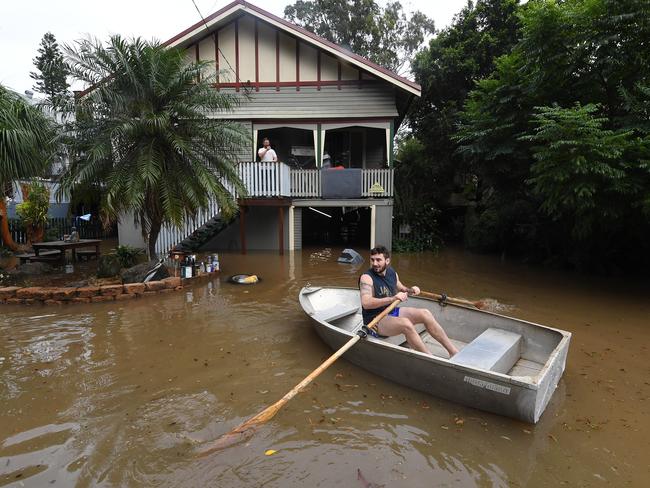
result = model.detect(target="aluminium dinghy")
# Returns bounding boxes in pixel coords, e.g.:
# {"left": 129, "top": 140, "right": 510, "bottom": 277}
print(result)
{"left": 299, "top": 286, "right": 571, "bottom": 423}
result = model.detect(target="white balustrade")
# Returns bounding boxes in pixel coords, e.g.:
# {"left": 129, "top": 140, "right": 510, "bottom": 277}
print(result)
{"left": 290, "top": 169, "right": 320, "bottom": 197}
{"left": 154, "top": 163, "right": 393, "bottom": 255}
{"left": 362, "top": 168, "right": 393, "bottom": 197}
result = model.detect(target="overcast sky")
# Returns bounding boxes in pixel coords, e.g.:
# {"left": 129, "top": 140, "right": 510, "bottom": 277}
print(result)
{"left": 0, "top": 0, "right": 470, "bottom": 94}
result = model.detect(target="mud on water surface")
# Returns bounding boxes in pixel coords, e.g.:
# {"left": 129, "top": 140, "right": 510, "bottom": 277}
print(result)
{"left": 1, "top": 247, "right": 648, "bottom": 487}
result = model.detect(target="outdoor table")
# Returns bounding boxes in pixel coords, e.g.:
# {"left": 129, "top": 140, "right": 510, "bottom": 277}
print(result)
{"left": 32, "top": 239, "right": 102, "bottom": 265}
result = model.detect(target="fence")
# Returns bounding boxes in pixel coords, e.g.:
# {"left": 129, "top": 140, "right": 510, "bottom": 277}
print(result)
{"left": 0, "top": 217, "right": 117, "bottom": 246}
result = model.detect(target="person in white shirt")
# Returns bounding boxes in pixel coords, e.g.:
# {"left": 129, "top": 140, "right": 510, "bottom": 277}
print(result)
{"left": 257, "top": 137, "right": 278, "bottom": 162}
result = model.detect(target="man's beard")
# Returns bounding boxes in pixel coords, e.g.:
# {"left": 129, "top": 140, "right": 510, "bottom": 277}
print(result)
{"left": 372, "top": 263, "right": 387, "bottom": 274}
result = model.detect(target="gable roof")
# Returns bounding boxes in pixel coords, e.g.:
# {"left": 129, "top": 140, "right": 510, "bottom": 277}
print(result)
{"left": 163, "top": 0, "right": 421, "bottom": 97}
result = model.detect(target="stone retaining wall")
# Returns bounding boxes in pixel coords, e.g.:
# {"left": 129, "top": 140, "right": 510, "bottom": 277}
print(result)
{"left": 0, "top": 276, "right": 185, "bottom": 305}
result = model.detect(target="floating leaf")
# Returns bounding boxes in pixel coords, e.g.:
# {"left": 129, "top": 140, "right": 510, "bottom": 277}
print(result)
{"left": 264, "top": 449, "right": 277, "bottom": 456}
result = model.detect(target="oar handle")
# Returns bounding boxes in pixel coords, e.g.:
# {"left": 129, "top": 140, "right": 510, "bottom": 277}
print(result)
{"left": 418, "top": 291, "right": 479, "bottom": 308}
{"left": 196, "top": 299, "right": 401, "bottom": 456}
{"left": 363, "top": 299, "right": 401, "bottom": 332}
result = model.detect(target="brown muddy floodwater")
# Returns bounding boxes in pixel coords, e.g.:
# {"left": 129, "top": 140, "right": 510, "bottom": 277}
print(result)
{"left": 1, "top": 247, "right": 649, "bottom": 487}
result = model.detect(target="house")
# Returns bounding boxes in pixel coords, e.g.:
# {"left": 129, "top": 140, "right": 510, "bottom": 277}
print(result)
{"left": 118, "top": 0, "right": 421, "bottom": 254}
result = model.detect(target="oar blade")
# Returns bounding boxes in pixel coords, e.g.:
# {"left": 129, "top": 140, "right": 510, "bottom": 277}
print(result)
{"left": 196, "top": 401, "right": 284, "bottom": 457}
{"left": 196, "top": 428, "right": 254, "bottom": 457}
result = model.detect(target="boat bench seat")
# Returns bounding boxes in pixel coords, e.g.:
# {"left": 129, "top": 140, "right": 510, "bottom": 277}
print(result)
{"left": 450, "top": 328, "right": 522, "bottom": 374}
{"left": 312, "top": 304, "right": 359, "bottom": 323}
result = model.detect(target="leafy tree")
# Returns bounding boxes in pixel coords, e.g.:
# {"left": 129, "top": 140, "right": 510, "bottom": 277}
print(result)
{"left": 456, "top": 0, "right": 650, "bottom": 270}
{"left": 284, "top": 0, "right": 434, "bottom": 74}
{"left": 0, "top": 85, "right": 58, "bottom": 251}
{"left": 524, "top": 104, "right": 633, "bottom": 230}
{"left": 407, "top": 0, "right": 521, "bottom": 238}
{"left": 30, "top": 32, "right": 70, "bottom": 110}
{"left": 392, "top": 137, "right": 441, "bottom": 251}
{"left": 60, "top": 36, "right": 250, "bottom": 258}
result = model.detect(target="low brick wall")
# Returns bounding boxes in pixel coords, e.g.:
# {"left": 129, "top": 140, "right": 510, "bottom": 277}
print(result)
{"left": 0, "top": 275, "right": 199, "bottom": 306}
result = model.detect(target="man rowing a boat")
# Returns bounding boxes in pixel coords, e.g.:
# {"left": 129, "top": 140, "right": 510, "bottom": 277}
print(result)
{"left": 359, "top": 245, "right": 459, "bottom": 358}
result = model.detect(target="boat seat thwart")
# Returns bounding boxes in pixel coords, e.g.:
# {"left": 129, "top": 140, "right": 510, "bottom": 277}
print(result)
{"left": 312, "top": 304, "right": 359, "bottom": 323}
{"left": 450, "top": 328, "right": 522, "bottom": 374}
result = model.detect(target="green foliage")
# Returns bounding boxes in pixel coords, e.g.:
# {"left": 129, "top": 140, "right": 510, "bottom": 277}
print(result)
{"left": 43, "top": 227, "right": 60, "bottom": 242}
{"left": 60, "top": 36, "right": 250, "bottom": 257}
{"left": 0, "top": 85, "right": 58, "bottom": 189}
{"left": 113, "top": 245, "right": 144, "bottom": 268}
{"left": 16, "top": 183, "right": 50, "bottom": 228}
{"left": 392, "top": 139, "right": 443, "bottom": 253}
{"left": 30, "top": 32, "right": 70, "bottom": 110}
{"left": 522, "top": 103, "right": 647, "bottom": 237}
{"left": 453, "top": 0, "right": 650, "bottom": 270}
{"left": 410, "top": 0, "right": 521, "bottom": 216}
{"left": 284, "top": 0, "right": 434, "bottom": 74}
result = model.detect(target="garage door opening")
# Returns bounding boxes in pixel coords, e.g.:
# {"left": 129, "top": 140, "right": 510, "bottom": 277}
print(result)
{"left": 302, "top": 206, "right": 371, "bottom": 247}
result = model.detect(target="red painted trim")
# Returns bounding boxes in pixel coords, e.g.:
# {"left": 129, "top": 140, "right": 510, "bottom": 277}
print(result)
{"left": 214, "top": 32, "right": 220, "bottom": 87}
{"left": 337, "top": 61, "right": 342, "bottom": 91}
{"left": 252, "top": 117, "right": 391, "bottom": 124}
{"left": 240, "top": 205, "right": 246, "bottom": 255}
{"left": 195, "top": 44, "right": 200, "bottom": 81}
{"left": 295, "top": 40, "right": 300, "bottom": 92}
{"left": 163, "top": 1, "right": 239, "bottom": 46}
{"left": 275, "top": 30, "right": 280, "bottom": 92}
{"left": 278, "top": 206, "right": 284, "bottom": 255}
{"left": 317, "top": 50, "right": 321, "bottom": 91}
{"left": 161, "top": 1, "right": 421, "bottom": 93}
{"left": 254, "top": 20, "right": 259, "bottom": 92}
{"left": 214, "top": 80, "right": 375, "bottom": 88}
{"left": 235, "top": 19, "right": 240, "bottom": 92}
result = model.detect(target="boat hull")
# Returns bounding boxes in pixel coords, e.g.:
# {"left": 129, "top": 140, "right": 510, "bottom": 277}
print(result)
{"left": 300, "top": 287, "right": 571, "bottom": 423}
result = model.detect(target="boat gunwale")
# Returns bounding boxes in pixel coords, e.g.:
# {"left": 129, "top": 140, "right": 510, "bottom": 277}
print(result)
{"left": 299, "top": 286, "right": 572, "bottom": 392}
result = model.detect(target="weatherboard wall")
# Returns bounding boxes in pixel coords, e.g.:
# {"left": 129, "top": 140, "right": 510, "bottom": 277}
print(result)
{"left": 183, "top": 14, "right": 398, "bottom": 120}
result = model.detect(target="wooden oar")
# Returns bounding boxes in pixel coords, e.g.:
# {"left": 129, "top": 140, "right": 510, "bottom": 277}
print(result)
{"left": 418, "top": 290, "right": 490, "bottom": 310}
{"left": 196, "top": 299, "right": 401, "bottom": 457}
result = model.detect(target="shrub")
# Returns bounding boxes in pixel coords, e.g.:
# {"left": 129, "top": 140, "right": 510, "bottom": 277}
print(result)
{"left": 113, "top": 245, "right": 145, "bottom": 268}
{"left": 16, "top": 182, "right": 50, "bottom": 243}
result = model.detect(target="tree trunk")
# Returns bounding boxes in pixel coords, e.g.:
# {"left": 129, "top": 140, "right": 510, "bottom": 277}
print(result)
{"left": 0, "top": 198, "right": 19, "bottom": 251}
{"left": 147, "top": 219, "right": 162, "bottom": 259}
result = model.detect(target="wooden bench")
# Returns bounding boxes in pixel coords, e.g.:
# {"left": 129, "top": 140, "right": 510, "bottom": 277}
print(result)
{"left": 450, "top": 328, "right": 522, "bottom": 373}
{"left": 312, "top": 304, "right": 359, "bottom": 323}
{"left": 16, "top": 250, "right": 62, "bottom": 264}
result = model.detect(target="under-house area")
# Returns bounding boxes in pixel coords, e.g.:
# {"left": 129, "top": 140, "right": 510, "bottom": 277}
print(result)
{"left": 300, "top": 206, "right": 371, "bottom": 247}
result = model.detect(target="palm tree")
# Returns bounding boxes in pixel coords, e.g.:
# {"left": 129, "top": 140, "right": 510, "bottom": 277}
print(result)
{"left": 61, "top": 36, "right": 250, "bottom": 257}
{"left": 0, "top": 85, "right": 57, "bottom": 251}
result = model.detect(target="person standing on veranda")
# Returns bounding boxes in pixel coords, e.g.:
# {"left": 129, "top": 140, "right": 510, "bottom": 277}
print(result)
{"left": 359, "top": 245, "right": 459, "bottom": 357}
{"left": 258, "top": 137, "right": 278, "bottom": 162}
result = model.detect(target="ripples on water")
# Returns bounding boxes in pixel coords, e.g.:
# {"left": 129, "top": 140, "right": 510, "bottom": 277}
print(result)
{"left": 1, "top": 247, "right": 648, "bottom": 486}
